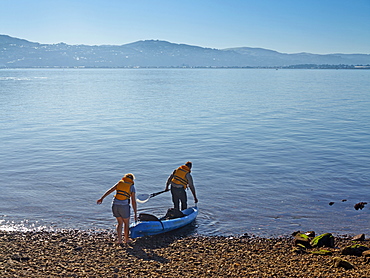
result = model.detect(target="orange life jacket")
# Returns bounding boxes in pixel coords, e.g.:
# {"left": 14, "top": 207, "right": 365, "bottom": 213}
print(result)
{"left": 171, "top": 165, "right": 190, "bottom": 189}
{"left": 114, "top": 176, "right": 133, "bottom": 200}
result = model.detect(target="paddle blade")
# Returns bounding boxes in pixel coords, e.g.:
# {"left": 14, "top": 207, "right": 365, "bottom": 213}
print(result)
{"left": 136, "top": 193, "right": 150, "bottom": 203}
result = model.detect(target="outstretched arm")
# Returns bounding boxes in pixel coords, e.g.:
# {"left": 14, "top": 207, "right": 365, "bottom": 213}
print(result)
{"left": 97, "top": 184, "right": 117, "bottom": 204}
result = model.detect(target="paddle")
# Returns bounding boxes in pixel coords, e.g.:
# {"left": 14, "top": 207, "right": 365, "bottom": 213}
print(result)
{"left": 136, "top": 190, "right": 168, "bottom": 203}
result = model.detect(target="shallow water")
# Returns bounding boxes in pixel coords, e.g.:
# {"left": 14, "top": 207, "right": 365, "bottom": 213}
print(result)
{"left": 1, "top": 68, "right": 369, "bottom": 237}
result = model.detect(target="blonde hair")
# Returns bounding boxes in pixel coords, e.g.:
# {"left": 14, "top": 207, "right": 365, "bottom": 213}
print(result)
{"left": 124, "top": 173, "right": 135, "bottom": 180}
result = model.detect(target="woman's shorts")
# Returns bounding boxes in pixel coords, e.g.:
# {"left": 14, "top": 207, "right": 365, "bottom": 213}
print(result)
{"left": 112, "top": 204, "right": 130, "bottom": 219}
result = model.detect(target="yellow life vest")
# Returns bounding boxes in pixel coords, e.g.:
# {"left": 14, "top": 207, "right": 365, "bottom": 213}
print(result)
{"left": 114, "top": 177, "right": 133, "bottom": 200}
{"left": 171, "top": 165, "right": 190, "bottom": 189}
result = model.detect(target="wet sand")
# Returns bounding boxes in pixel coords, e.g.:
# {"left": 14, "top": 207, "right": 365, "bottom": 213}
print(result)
{"left": 1, "top": 230, "right": 370, "bottom": 277}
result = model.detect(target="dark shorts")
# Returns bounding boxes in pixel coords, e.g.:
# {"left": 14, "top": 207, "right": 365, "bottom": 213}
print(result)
{"left": 112, "top": 204, "right": 130, "bottom": 219}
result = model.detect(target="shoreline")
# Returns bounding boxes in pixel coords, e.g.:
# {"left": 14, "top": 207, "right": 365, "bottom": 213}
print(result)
{"left": 2, "top": 230, "right": 370, "bottom": 277}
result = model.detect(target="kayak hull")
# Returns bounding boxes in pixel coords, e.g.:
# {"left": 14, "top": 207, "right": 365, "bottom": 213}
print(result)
{"left": 130, "top": 207, "right": 198, "bottom": 238}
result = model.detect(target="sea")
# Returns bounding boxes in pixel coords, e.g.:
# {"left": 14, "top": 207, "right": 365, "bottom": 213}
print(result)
{"left": 1, "top": 68, "right": 369, "bottom": 238}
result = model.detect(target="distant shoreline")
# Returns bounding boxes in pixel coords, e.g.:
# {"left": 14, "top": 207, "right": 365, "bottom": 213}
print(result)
{"left": 1, "top": 65, "right": 369, "bottom": 70}
{"left": 2, "top": 36, "right": 370, "bottom": 69}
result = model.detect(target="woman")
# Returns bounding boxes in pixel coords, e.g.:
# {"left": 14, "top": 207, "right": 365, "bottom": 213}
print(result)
{"left": 97, "top": 173, "right": 137, "bottom": 245}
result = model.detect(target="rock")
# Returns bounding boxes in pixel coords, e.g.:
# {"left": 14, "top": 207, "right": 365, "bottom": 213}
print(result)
{"left": 341, "top": 244, "right": 369, "bottom": 256}
{"left": 333, "top": 257, "right": 354, "bottom": 269}
{"left": 240, "top": 233, "right": 250, "bottom": 239}
{"left": 311, "top": 250, "right": 332, "bottom": 255}
{"left": 329, "top": 202, "right": 335, "bottom": 206}
{"left": 291, "top": 231, "right": 301, "bottom": 236}
{"left": 292, "top": 247, "right": 307, "bottom": 254}
{"left": 305, "top": 231, "right": 315, "bottom": 238}
{"left": 10, "top": 253, "right": 30, "bottom": 262}
{"left": 293, "top": 233, "right": 311, "bottom": 249}
{"left": 311, "top": 233, "right": 335, "bottom": 248}
{"left": 352, "top": 234, "right": 365, "bottom": 241}
{"left": 362, "top": 250, "right": 370, "bottom": 257}
{"left": 354, "top": 202, "right": 367, "bottom": 210}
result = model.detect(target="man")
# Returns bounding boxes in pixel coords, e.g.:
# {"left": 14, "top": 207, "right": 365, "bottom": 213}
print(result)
{"left": 165, "top": 161, "right": 198, "bottom": 210}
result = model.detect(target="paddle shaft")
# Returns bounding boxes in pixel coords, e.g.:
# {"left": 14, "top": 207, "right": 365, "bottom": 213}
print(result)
{"left": 150, "top": 190, "right": 167, "bottom": 198}
{"left": 136, "top": 190, "right": 168, "bottom": 203}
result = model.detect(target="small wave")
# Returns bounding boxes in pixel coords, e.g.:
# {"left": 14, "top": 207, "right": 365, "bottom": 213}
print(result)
{"left": 0, "top": 77, "right": 48, "bottom": 81}
{"left": 0, "top": 219, "right": 54, "bottom": 233}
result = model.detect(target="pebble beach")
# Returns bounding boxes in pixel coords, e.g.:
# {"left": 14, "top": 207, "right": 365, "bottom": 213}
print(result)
{"left": 2, "top": 230, "right": 370, "bottom": 277}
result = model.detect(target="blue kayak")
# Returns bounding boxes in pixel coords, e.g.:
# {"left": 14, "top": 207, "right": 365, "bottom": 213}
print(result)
{"left": 130, "top": 207, "right": 198, "bottom": 238}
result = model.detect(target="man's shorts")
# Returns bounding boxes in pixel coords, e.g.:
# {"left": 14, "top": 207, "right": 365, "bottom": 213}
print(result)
{"left": 112, "top": 204, "right": 130, "bottom": 218}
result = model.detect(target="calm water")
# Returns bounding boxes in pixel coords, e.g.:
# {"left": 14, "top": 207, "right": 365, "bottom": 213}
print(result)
{"left": 1, "top": 68, "right": 369, "bottom": 237}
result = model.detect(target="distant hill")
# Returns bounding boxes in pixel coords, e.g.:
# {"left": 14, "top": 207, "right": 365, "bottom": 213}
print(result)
{"left": 1, "top": 35, "right": 369, "bottom": 68}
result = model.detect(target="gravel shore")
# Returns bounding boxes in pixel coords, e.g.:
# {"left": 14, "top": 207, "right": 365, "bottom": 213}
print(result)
{"left": 1, "top": 230, "right": 370, "bottom": 277}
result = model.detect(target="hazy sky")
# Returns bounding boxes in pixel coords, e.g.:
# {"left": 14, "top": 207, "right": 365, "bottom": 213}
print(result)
{"left": 1, "top": 0, "right": 369, "bottom": 54}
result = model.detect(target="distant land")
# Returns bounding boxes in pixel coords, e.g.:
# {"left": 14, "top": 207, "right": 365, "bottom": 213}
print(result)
{"left": 1, "top": 35, "right": 369, "bottom": 69}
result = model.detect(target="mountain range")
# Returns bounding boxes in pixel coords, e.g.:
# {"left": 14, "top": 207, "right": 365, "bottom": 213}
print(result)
{"left": 1, "top": 34, "right": 369, "bottom": 68}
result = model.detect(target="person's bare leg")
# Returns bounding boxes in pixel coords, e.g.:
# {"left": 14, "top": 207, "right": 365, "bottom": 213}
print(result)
{"left": 123, "top": 217, "right": 131, "bottom": 243}
{"left": 116, "top": 217, "right": 124, "bottom": 244}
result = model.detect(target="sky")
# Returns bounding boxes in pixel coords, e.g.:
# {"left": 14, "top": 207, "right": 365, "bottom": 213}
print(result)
{"left": 1, "top": 0, "right": 369, "bottom": 54}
